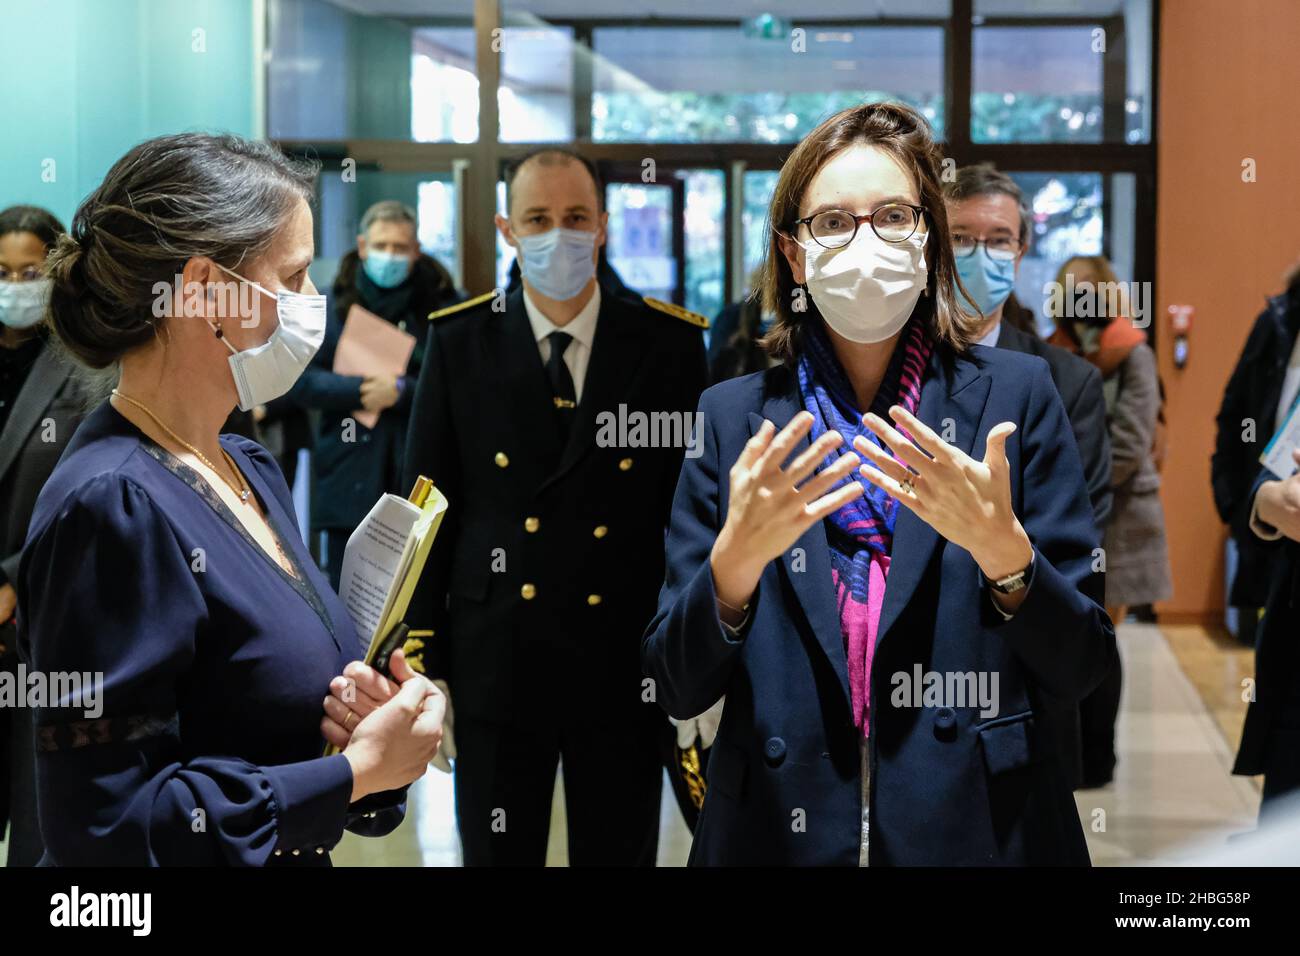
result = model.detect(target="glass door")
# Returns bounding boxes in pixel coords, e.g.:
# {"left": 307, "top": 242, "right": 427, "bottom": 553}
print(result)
{"left": 604, "top": 178, "right": 681, "bottom": 305}
{"left": 313, "top": 165, "right": 461, "bottom": 292}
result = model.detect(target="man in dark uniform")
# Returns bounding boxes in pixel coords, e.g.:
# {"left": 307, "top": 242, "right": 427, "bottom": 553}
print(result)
{"left": 402, "top": 147, "right": 708, "bottom": 865}
{"left": 945, "top": 163, "right": 1112, "bottom": 791}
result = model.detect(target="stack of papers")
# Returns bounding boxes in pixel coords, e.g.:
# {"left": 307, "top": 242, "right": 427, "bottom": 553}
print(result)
{"left": 325, "top": 479, "right": 448, "bottom": 756}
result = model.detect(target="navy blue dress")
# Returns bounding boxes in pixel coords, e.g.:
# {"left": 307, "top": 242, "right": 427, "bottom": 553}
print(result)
{"left": 16, "top": 401, "right": 403, "bottom": 866}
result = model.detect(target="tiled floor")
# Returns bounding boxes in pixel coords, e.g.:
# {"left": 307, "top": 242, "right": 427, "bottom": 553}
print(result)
{"left": 1073, "top": 623, "right": 1260, "bottom": 865}
{"left": 331, "top": 755, "right": 695, "bottom": 867}
{"left": 1160, "top": 623, "right": 1256, "bottom": 754}
{"left": 0, "top": 622, "right": 1266, "bottom": 867}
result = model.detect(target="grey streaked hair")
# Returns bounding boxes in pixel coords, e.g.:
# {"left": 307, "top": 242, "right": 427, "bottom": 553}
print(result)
{"left": 942, "top": 162, "right": 1031, "bottom": 247}
{"left": 45, "top": 132, "right": 319, "bottom": 369}
{"left": 360, "top": 200, "right": 417, "bottom": 236}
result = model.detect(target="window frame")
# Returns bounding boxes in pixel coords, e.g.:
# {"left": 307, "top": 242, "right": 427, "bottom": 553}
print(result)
{"left": 267, "top": 0, "right": 1158, "bottom": 320}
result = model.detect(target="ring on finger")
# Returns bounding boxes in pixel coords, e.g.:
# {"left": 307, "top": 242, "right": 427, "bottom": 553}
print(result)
{"left": 343, "top": 710, "right": 357, "bottom": 729}
{"left": 861, "top": 442, "right": 913, "bottom": 488}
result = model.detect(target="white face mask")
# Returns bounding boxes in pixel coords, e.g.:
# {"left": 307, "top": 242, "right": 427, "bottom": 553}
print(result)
{"left": 516, "top": 227, "right": 597, "bottom": 301}
{"left": 802, "top": 228, "right": 928, "bottom": 344}
{"left": 0, "top": 278, "right": 52, "bottom": 329}
{"left": 207, "top": 266, "right": 326, "bottom": 411}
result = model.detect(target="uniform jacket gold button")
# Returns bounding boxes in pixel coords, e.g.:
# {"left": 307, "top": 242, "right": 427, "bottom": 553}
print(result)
{"left": 618, "top": 457, "right": 633, "bottom": 471}
{"left": 587, "top": 594, "right": 602, "bottom": 606}
{"left": 494, "top": 452, "right": 509, "bottom": 468}
{"left": 274, "top": 849, "right": 283, "bottom": 856}
{"left": 593, "top": 525, "right": 608, "bottom": 539}
{"left": 316, "top": 846, "right": 325, "bottom": 855}
{"left": 521, "top": 583, "right": 537, "bottom": 600}
{"left": 291, "top": 848, "right": 301, "bottom": 856}
{"left": 524, "top": 516, "right": 540, "bottom": 533}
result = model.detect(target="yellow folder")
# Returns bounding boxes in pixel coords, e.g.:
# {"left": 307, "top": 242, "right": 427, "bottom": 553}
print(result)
{"left": 324, "top": 476, "right": 448, "bottom": 757}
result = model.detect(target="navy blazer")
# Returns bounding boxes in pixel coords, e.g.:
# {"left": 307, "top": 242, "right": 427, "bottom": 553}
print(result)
{"left": 996, "top": 321, "right": 1112, "bottom": 530}
{"left": 16, "top": 401, "right": 403, "bottom": 866}
{"left": 643, "top": 344, "right": 1115, "bottom": 865}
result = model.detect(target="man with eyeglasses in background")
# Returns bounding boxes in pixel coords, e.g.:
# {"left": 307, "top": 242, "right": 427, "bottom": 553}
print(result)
{"left": 944, "top": 163, "right": 1113, "bottom": 792}
{"left": 944, "top": 163, "right": 1112, "bottom": 532}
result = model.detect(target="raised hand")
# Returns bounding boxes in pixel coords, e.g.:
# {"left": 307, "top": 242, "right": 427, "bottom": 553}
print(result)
{"left": 854, "top": 405, "right": 1033, "bottom": 584}
{"left": 710, "top": 411, "right": 862, "bottom": 623}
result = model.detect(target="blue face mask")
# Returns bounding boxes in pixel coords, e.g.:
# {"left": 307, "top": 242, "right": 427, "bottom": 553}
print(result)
{"left": 955, "top": 245, "right": 1017, "bottom": 317}
{"left": 515, "top": 227, "right": 597, "bottom": 301}
{"left": 363, "top": 250, "right": 412, "bottom": 289}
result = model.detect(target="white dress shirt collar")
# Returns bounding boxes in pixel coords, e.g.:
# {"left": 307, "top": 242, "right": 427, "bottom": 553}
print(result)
{"left": 976, "top": 320, "right": 1002, "bottom": 348}
{"left": 523, "top": 285, "right": 601, "bottom": 351}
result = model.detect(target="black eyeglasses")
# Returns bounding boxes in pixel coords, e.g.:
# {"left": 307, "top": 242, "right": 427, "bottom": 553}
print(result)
{"left": 788, "top": 203, "right": 928, "bottom": 249}
{"left": 952, "top": 235, "right": 1021, "bottom": 262}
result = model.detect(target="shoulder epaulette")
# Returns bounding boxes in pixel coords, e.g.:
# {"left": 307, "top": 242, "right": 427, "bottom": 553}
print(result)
{"left": 643, "top": 296, "right": 709, "bottom": 330}
{"left": 429, "top": 290, "right": 496, "bottom": 321}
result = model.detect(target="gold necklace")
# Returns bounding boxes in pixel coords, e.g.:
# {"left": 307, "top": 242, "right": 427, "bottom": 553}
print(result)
{"left": 111, "top": 389, "right": 252, "bottom": 504}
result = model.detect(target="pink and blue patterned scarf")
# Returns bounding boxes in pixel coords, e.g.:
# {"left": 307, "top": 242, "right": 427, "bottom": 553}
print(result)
{"left": 796, "top": 318, "right": 932, "bottom": 736}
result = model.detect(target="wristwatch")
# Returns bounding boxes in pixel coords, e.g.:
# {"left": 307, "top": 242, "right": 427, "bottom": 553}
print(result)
{"left": 986, "top": 557, "right": 1034, "bottom": 594}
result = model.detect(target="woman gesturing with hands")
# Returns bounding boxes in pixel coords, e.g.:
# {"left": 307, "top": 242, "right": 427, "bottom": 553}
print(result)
{"left": 710, "top": 412, "right": 862, "bottom": 626}
{"left": 642, "top": 102, "right": 1113, "bottom": 867}
{"left": 855, "top": 405, "right": 1034, "bottom": 614}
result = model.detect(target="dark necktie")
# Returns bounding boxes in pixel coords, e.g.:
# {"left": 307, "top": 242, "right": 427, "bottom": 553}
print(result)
{"left": 545, "top": 330, "right": 577, "bottom": 437}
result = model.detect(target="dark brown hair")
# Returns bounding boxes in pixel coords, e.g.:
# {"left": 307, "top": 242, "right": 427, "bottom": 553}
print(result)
{"left": 0, "top": 205, "right": 66, "bottom": 251}
{"left": 46, "top": 132, "right": 319, "bottom": 369}
{"left": 758, "top": 102, "right": 979, "bottom": 364}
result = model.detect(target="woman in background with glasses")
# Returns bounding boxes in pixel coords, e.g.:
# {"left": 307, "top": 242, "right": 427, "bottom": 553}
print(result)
{"left": 643, "top": 102, "right": 1115, "bottom": 865}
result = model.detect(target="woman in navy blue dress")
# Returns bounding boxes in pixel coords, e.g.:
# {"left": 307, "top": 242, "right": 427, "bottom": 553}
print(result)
{"left": 16, "top": 133, "right": 445, "bottom": 866}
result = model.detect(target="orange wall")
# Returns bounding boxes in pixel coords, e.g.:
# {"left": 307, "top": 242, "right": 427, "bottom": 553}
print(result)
{"left": 1156, "top": 0, "right": 1300, "bottom": 622}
